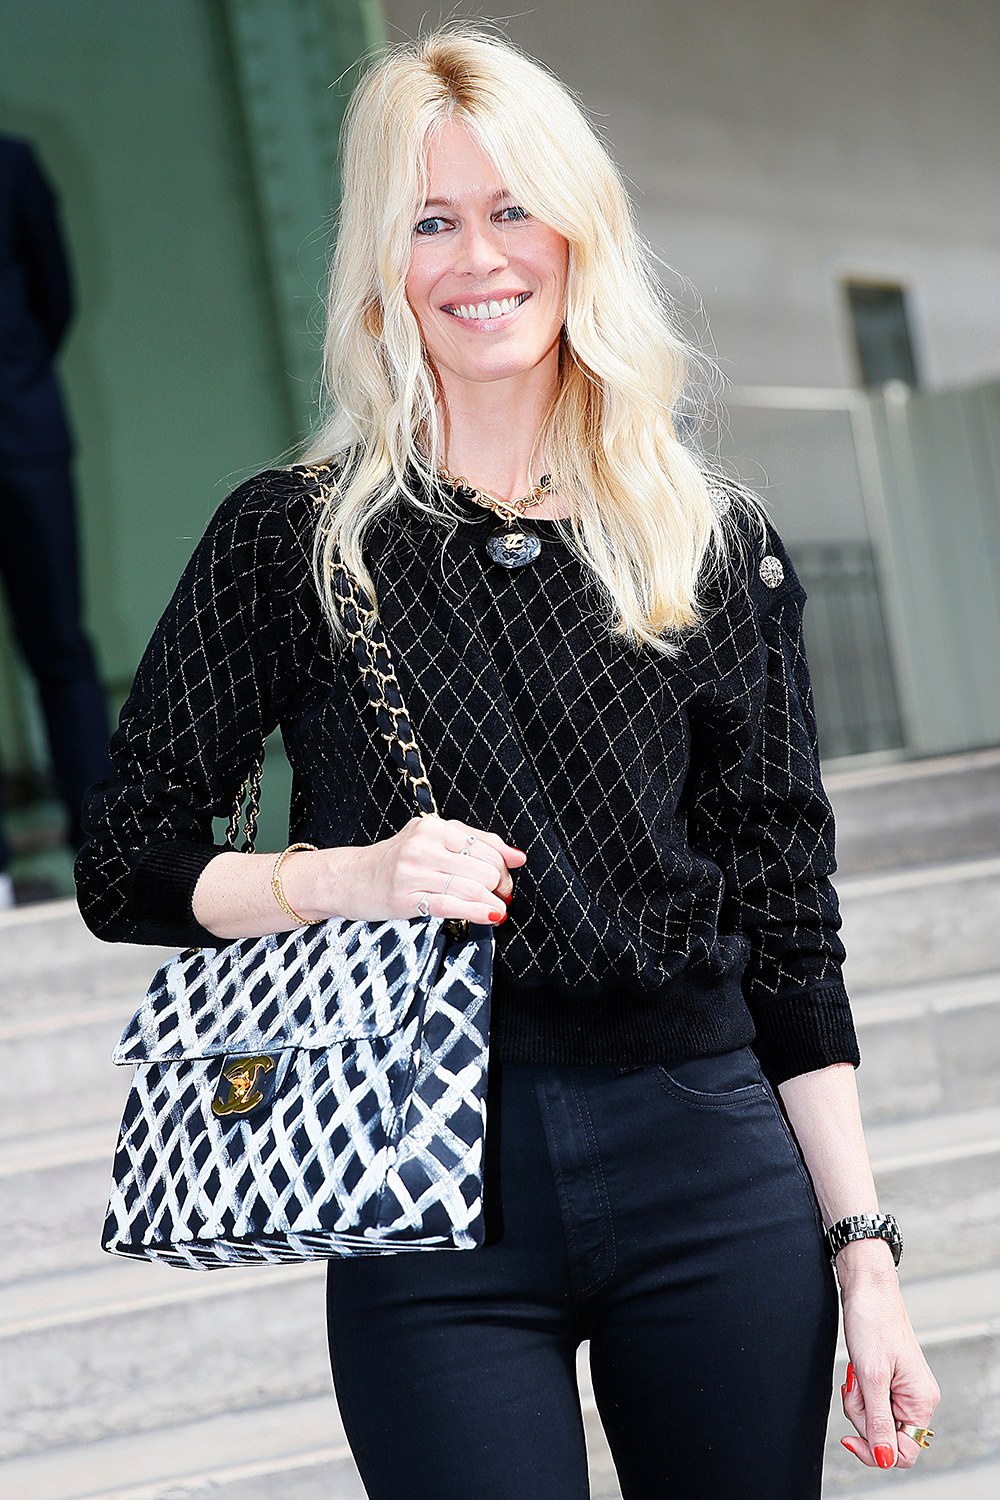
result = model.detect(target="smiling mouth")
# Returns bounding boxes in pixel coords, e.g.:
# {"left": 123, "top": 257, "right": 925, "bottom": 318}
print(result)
{"left": 442, "top": 292, "right": 531, "bottom": 320}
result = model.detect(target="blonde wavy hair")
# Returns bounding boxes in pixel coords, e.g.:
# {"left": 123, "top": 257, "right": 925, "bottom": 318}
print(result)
{"left": 302, "top": 27, "right": 730, "bottom": 652}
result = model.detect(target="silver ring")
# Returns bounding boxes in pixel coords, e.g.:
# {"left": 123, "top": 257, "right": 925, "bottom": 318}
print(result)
{"left": 442, "top": 874, "right": 455, "bottom": 895}
{"left": 415, "top": 894, "right": 431, "bottom": 918}
{"left": 465, "top": 834, "right": 477, "bottom": 846}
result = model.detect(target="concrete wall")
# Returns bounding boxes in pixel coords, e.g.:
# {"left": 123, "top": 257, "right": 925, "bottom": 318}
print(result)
{"left": 384, "top": 1, "right": 1000, "bottom": 393}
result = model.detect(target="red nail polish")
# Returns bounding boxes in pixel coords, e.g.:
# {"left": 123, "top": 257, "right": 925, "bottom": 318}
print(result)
{"left": 489, "top": 910, "right": 505, "bottom": 923}
{"left": 846, "top": 1363, "right": 856, "bottom": 1394}
{"left": 874, "top": 1446, "right": 895, "bottom": 1469}
{"left": 840, "top": 1438, "right": 856, "bottom": 1454}
{"left": 841, "top": 1385, "right": 846, "bottom": 1400}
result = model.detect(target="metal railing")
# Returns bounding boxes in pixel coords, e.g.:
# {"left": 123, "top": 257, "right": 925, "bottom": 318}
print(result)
{"left": 722, "top": 386, "right": 905, "bottom": 759}
{"left": 787, "top": 541, "right": 903, "bottom": 759}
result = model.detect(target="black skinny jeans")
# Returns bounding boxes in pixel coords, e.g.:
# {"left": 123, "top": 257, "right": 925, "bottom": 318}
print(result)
{"left": 326, "top": 1049, "right": 839, "bottom": 1499}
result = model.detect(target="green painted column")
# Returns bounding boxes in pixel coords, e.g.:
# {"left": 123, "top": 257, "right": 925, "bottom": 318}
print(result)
{"left": 0, "top": 1, "right": 383, "bottom": 815}
{"left": 220, "top": 0, "right": 385, "bottom": 439}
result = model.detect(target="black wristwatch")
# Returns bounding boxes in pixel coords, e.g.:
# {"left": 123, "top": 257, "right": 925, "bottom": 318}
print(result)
{"left": 825, "top": 1213, "right": 902, "bottom": 1267}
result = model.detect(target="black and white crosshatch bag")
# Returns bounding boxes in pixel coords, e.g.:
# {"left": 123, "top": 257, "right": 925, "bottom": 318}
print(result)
{"left": 101, "top": 557, "right": 494, "bottom": 1270}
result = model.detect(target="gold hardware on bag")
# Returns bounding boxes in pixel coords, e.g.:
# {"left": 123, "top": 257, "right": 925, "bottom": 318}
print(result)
{"left": 212, "top": 1056, "right": 275, "bottom": 1117}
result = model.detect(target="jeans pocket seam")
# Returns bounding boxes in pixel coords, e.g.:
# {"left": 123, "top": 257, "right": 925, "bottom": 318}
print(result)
{"left": 652, "top": 1066, "right": 768, "bottom": 1110}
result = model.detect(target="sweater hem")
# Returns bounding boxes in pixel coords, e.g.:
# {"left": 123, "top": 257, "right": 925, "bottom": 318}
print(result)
{"left": 490, "top": 971, "right": 757, "bottom": 1067}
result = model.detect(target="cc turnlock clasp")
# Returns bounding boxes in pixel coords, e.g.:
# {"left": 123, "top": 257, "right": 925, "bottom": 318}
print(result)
{"left": 211, "top": 1055, "right": 276, "bottom": 1119}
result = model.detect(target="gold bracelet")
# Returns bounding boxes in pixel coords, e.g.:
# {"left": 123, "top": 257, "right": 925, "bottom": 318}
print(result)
{"left": 271, "top": 843, "right": 319, "bottom": 926}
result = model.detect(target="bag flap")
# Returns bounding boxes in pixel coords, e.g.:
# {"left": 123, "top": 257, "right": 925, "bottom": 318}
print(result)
{"left": 113, "top": 916, "right": 448, "bottom": 1063}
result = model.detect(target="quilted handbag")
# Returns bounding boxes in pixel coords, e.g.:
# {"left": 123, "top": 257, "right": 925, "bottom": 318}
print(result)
{"left": 101, "top": 562, "right": 494, "bottom": 1270}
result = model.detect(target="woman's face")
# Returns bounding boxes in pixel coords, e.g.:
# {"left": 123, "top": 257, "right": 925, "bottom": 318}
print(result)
{"left": 405, "top": 123, "right": 569, "bottom": 401}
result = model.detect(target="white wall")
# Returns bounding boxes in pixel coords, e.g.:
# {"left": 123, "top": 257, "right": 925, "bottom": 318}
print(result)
{"left": 383, "top": 0, "right": 1000, "bottom": 393}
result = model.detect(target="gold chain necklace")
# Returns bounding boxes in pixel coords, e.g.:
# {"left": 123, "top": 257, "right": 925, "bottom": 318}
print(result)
{"left": 439, "top": 468, "right": 554, "bottom": 520}
{"left": 439, "top": 469, "right": 555, "bottom": 569}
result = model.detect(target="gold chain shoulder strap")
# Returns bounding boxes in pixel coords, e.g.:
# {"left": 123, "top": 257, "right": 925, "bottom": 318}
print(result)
{"left": 224, "top": 467, "right": 439, "bottom": 853}
{"left": 329, "top": 559, "right": 439, "bottom": 819}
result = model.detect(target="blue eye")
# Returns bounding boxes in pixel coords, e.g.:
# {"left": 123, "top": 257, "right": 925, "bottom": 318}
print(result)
{"left": 415, "top": 217, "right": 447, "bottom": 235}
{"left": 497, "top": 205, "right": 528, "bottom": 222}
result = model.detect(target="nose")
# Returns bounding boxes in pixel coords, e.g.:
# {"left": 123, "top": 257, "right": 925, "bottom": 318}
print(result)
{"left": 454, "top": 220, "right": 509, "bottom": 277}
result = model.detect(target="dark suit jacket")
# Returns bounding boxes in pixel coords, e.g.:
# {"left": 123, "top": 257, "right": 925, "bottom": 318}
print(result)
{"left": 0, "top": 135, "right": 73, "bottom": 459}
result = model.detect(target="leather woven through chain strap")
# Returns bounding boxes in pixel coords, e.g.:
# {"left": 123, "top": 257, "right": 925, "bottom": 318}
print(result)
{"left": 329, "top": 562, "right": 438, "bottom": 819}
{"left": 225, "top": 464, "right": 438, "bottom": 853}
{"left": 225, "top": 747, "right": 264, "bottom": 852}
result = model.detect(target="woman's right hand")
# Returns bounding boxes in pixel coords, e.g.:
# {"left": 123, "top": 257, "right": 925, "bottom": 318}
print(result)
{"left": 288, "top": 816, "right": 527, "bottom": 928}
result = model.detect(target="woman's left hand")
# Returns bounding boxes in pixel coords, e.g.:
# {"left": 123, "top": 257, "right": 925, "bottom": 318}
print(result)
{"left": 837, "top": 1240, "right": 940, "bottom": 1469}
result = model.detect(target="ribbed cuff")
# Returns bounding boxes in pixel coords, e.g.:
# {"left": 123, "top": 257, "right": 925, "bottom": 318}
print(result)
{"left": 748, "top": 981, "right": 861, "bottom": 1086}
{"left": 130, "top": 839, "right": 227, "bottom": 949}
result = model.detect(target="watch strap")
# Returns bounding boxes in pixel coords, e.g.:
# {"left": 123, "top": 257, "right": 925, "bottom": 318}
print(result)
{"left": 825, "top": 1212, "right": 902, "bottom": 1267}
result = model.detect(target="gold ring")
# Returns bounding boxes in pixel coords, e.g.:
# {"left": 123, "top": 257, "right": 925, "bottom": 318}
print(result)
{"left": 897, "top": 1423, "right": 934, "bottom": 1449}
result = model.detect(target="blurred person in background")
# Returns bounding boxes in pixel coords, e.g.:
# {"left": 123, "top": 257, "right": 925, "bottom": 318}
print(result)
{"left": 0, "top": 134, "right": 110, "bottom": 907}
{"left": 76, "top": 30, "right": 938, "bottom": 1499}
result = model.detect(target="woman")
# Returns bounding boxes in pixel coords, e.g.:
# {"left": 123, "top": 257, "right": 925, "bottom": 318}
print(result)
{"left": 77, "top": 28, "right": 938, "bottom": 1500}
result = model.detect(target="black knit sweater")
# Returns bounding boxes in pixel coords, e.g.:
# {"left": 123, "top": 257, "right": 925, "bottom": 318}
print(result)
{"left": 75, "top": 465, "right": 859, "bottom": 1085}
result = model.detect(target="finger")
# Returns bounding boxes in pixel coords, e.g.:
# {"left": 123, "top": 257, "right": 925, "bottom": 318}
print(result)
{"left": 474, "top": 829, "right": 528, "bottom": 867}
{"left": 434, "top": 871, "right": 506, "bottom": 908}
{"left": 840, "top": 1436, "right": 878, "bottom": 1467}
{"left": 893, "top": 1431, "right": 923, "bottom": 1470}
{"left": 411, "top": 853, "right": 510, "bottom": 907}
{"left": 441, "top": 853, "right": 509, "bottom": 894}
{"left": 440, "top": 830, "right": 520, "bottom": 899}
{"left": 840, "top": 1361, "right": 856, "bottom": 1414}
{"left": 410, "top": 890, "right": 507, "bottom": 926}
{"left": 841, "top": 1362, "right": 868, "bottom": 1443}
{"left": 856, "top": 1365, "right": 898, "bottom": 1470}
{"left": 840, "top": 1362, "right": 885, "bottom": 1466}
{"left": 400, "top": 824, "right": 506, "bottom": 886}
{"left": 443, "top": 822, "right": 527, "bottom": 867}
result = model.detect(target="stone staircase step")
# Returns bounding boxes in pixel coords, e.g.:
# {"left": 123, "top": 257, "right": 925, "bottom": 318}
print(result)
{"left": 825, "top": 746, "right": 1000, "bottom": 875}
{"left": 853, "top": 970, "right": 1000, "bottom": 1124}
{"left": 832, "top": 1457, "right": 1000, "bottom": 1500}
{"left": 0, "top": 1394, "right": 353, "bottom": 1500}
{"left": 0, "top": 1259, "right": 328, "bottom": 1460}
{"left": 836, "top": 856, "right": 1000, "bottom": 991}
{"left": 866, "top": 1105, "right": 1000, "bottom": 1281}
{"left": 0, "top": 1125, "right": 121, "bottom": 1281}
{"left": 5, "top": 1010, "right": 134, "bottom": 1140}
{"left": 0, "top": 901, "right": 172, "bottom": 1018}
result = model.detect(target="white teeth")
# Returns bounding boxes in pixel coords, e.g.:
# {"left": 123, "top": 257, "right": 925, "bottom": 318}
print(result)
{"left": 449, "top": 293, "right": 527, "bottom": 319}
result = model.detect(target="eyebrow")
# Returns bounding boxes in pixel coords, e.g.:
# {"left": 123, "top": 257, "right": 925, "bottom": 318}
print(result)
{"left": 420, "top": 189, "right": 511, "bottom": 211}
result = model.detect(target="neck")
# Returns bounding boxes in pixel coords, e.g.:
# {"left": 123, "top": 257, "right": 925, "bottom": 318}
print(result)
{"left": 437, "top": 354, "right": 559, "bottom": 505}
